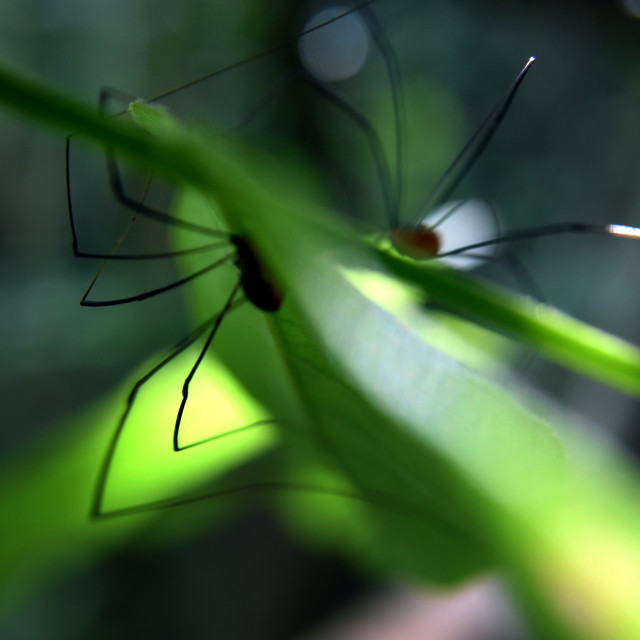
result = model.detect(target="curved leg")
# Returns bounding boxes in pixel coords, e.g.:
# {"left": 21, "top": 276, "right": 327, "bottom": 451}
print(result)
{"left": 436, "top": 221, "right": 633, "bottom": 259}
{"left": 145, "top": 3, "right": 376, "bottom": 103}
{"left": 92, "top": 310, "right": 222, "bottom": 518}
{"left": 411, "top": 57, "right": 536, "bottom": 225}
{"left": 66, "top": 137, "right": 228, "bottom": 260}
{"left": 173, "top": 280, "right": 243, "bottom": 451}
{"left": 65, "top": 92, "right": 227, "bottom": 277}
{"left": 79, "top": 251, "right": 236, "bottom": 307}
{"left": 93, "top": 288, "right": 243, "bottom": 518}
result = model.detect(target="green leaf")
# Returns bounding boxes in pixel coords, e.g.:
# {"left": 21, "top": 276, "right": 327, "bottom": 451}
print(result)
{"left": 2, "top": 65, "right": 640, "bottom": 639}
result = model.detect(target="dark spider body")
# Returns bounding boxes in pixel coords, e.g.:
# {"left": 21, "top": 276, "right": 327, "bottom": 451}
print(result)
{"left": 230, "top": 235, "right": 283, "bottom": 312}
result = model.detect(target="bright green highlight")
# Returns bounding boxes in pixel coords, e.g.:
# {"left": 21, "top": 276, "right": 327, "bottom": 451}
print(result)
{"left": 377, "top": 247, "right": 640, "bottom": 396}
{"left": 103, "top": 352, "right": 276, "bottom": 513}
{"left": 342, "top": 265, "right": 514, "bottom": 372}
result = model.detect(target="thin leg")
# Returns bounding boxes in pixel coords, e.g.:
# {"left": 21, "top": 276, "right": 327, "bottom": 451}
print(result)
{"left": 411, "top": 57, "right": 536, "bottom": 226}
{"left": 298, "top": 2, "right": 405, "bottom": 229}
{"left": 357, "top": 3, "right": 405, "bottom": 227}
{"left": 225, "top": 62, "right": 399, "bottom": 228}
{"left": 79, "top": 251, "right": 236, "bottom": 307}
{"left": 435, "top": 221, "right": 632, "bottom": 258}
{"left": 145, "top": 3, "right": 376, "bottom": 104}
{"left": 66, "top": 136, "right": 228, "bottom": 260}
{"left": 67, "top": 103, "right": 233, "bottom": 308}
{"left": 104, "top": 146, "right": 225, "bottom": 238}
{"left": 173, "top": 280, "right": 242, "bottom": 451}
{"left": 94, "top": 479, "right": 366, "bottom": 521}
{"left": 303, "top": 72, "right": 397, "bottom": 229}
{"left": 98, "top": 87, "right": 228, "bottom": 237}
{"left": 92, "top": 292, "right": 243, "bottom": 519}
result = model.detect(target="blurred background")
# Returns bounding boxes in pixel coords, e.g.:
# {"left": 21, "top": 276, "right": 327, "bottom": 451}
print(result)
{"left": 1, "top": 0, "right": 640, "bottom": 638}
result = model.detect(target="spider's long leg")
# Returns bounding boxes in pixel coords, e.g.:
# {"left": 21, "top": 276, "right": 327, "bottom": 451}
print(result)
{"left": 435, "top": 221, "right": 640, "bottom": 259}
{"left": 410, "top": 56, "right": 536, "bottom": 227}
{"left": 65, "top": 89, "right": 226, "bottom": 263}
{"left": 79, "top": 251, "right": 235, "bottom": 307}
{"left": 303, "top": 74, "right": 397, "bottom": 230}
{"left": 173, "top": 279, "right": 242, "bottom": 451}
{"left": 66, "top": 136, "right": 228, "bottom": 260}
{"left": 218, "top": 3, "right": 404, "bottom": 230}
{"left": 297, "top": 3, "right": 404, "bottom": 229}
{"left": 95, "top": 478, "right": 370, "bottom": 521}
{"left": 103, "top": 145, "right": 225, "bottom": 239}
{"left": 91, "top": 304, "right": 240, "bottom": 519}
{"left": 89, "top": 6, "right": 379, "bottom": 242}
{"left": 358, "top": 3, "right": 405, "bottom": 228}
{"left": 224, "top": 64, "right": 399, "bottom": 228}
{"left": 99, "top": 87, "right": 226, "bottom": 239}
{"left": 145, "top": 2, "right": 375, "bottom": 105}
